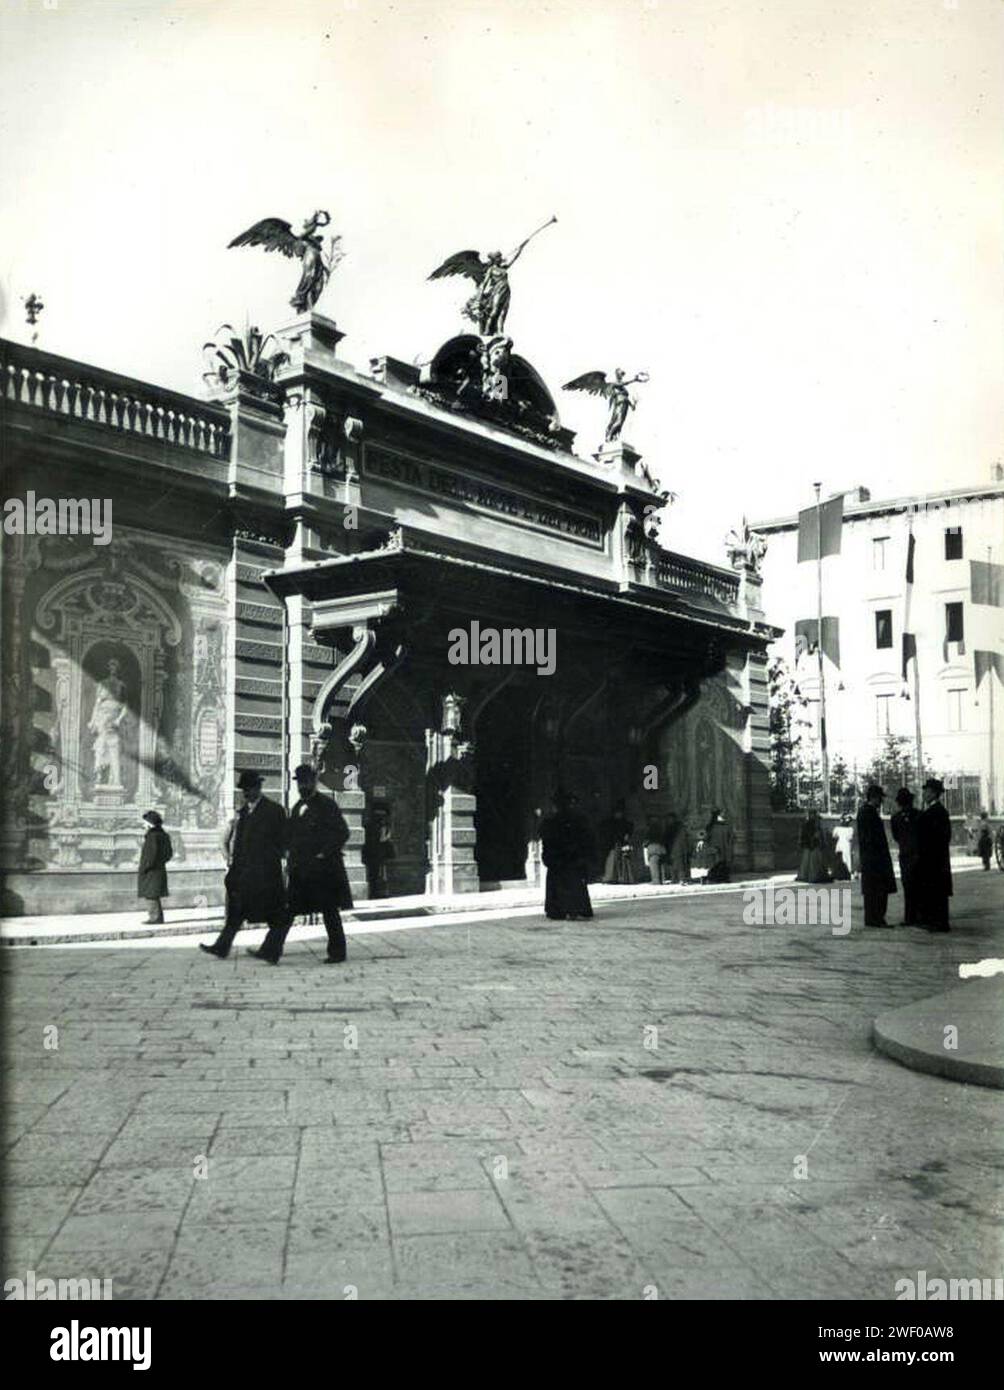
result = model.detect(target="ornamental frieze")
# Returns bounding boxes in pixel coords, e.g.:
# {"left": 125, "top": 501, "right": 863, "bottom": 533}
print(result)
{"left": 364, "top": 446, "right": 603, "bottom": 547}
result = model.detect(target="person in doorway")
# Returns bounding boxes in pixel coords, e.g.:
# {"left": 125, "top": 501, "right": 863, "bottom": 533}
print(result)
{"left": 977, "top": 812, "right": 993, "bottom": 871}
{"left": 363, "top": 804, "right": 395, "bottom": 898}
{"left": 137, "top": 810, "right": 172, "bottom": 925}
{"left": 856, "top": 784, "right": 896, "bottom": 927}
{"left": 917, "top": 778, "right": 953, "bottom": 932}
{"left": 200, "top": 770, "right": 287, "bottom": 960}
{"left": 255, "top": 763, "right": 354, "bottom": 965}
{"left": 540, "top": 789, "right": 595, "bottom": 921}
{"left": 890, "top": 788, "right": 921, "bottom": 925}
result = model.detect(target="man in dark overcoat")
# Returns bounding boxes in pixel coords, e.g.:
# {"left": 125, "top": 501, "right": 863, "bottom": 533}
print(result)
{"left": 917, "top": 777, "right": 953, "bottom": 932}
{"left": 890, "top": 787, "right": 921, "bottom": 926}
{"left": 200, "top": 770, "right": 287, "bottom": 960}
{"left": 137, "top": 809, "right": 173, "bottom": 924}
{"left": 254, "top": 763, "right": 353, "bottom": 965}
{"left": 856, "top": 784, "right": 896, "bottom": 927}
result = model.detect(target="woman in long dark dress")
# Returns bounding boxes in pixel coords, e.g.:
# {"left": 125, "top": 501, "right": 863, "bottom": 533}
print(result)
{"left": 540, "top": 791, "right": 595, "bottom": 920}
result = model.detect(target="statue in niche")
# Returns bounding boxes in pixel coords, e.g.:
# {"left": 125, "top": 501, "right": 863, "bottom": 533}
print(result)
{"left": 88, "top": 657, "right": 129, "bottom": 788}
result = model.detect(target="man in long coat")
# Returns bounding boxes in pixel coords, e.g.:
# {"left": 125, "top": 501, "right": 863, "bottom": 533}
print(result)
{"left": 917, "top": 777, "right": 953, "bottom": 932}
{"left": 254, "top": 763, "right": 353, "bottom": 965}
{"left": 200, "top": 770, "right": 287, "bottom": 960}
{"left": 137, "top": 809, "right": 172, "bottom": 924}
{"left": 856, "top": 784, "right": 896, "bottom": 927}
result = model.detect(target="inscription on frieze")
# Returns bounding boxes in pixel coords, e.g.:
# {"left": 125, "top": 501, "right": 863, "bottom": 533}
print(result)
{"left": 235, "top": 639, "right": 281, "bottom": 662}
{"left": 235, "top": 713, "right": 283, "bottom": 735}
{"left": 364, "top": 447, "right": 602, "bottom": 546}
{"left": 236, "top": 601, "right": 283, "bottom": 626}
{"left": 236, "top": 564, "right": 270, "bottom": 585}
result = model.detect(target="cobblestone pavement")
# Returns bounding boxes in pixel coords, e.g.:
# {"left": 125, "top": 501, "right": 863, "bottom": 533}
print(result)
{"left": 3, "top": 873, "right": 1003, "bottom": 1301}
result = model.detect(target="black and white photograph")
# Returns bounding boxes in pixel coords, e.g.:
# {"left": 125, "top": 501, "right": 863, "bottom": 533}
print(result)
{"left": 1, "top": 0, "right": 1002, "bottom": 1354}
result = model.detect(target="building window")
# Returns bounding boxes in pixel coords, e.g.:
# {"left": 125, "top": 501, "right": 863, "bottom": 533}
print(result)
{"left": 944, "top": 527, "right": 963, "bottom": 560}
{"left": 872, "top": 536, "right": 888, "bottom": 571}
{"left": 875, "top": 609, "right": 893, "bottom": 649}
{"left": 875, "top": 693, "right": 894, "bottom": 735}
{"left": 947, "top": 688, "right": 965, "bottom": 732}
{"left": 945, "top": 601, "right": 965, "bottom": 643}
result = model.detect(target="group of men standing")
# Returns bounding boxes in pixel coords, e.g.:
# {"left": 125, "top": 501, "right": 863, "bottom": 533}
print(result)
{"left": 199, "top": 764, "right": 352, "bottom": 965}
{"left": 856, "top": 777, "right": 953, "bottom": 932}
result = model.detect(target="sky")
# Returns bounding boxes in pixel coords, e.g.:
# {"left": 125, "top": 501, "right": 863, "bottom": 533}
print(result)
{"left": 1, "top": 0, "right": 1002, "bottom": 562}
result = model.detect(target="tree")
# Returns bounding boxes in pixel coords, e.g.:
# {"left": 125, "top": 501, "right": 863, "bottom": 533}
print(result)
{"left": 767, "top": 657, "right": 807, "bottom": 810}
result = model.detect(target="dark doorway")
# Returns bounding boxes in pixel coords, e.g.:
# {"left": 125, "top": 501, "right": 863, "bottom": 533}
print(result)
{"left": 474, "top": 685, "right": 534, "bottom": 883}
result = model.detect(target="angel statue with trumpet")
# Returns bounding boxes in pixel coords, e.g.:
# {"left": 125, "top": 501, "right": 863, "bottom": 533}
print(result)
{"left": 227, "top": 209, "right": 344, "bottom": 314}
{"left": 429, "top": 216, "right": 557, "bottom": 337}
{"left": 563, "top": 368, "right": 650, "bottom": 443}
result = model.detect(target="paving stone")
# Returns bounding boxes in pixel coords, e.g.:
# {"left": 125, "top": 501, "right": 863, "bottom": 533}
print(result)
{"left": 387, "top": 1189, "right": 510, "bottom": 1237}
{"left": 393, "top": 1232, "right": 539, "bottom": 1297}
{"left": 3, "top": 872, "right": 1002, "bottom": 1299}
{"left": 73, "top": 1167, "right": 195, "bottom": 1216}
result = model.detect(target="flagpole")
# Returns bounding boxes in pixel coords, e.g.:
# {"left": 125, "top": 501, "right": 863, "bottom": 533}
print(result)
{"left": 989, "top": 544, "right": 997, "bottom": 814}
{"left": 912, "top": 518, "right": 923, "bottom": 789}
{"left": 814, "top": 482, "right": 831, "bottom": 813}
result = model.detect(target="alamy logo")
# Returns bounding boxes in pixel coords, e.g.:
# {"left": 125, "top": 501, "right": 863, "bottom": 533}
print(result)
{"left": 447, "top": 621, "right": 556, "bottom": 677}
{"left": 895, "top": 1271, "right": 1003, "bottom": 1300}
{"left": 742, "top": 883, "right": 852, "bottom": 936}
{"left": 49, "top": 1319, "right": 151, "bottom": 1371}
{"left": 5, "top": 1269, "right": 112, "bottom": 1300}
{"left": 2, "top": 491, "right": 113, "bottom": 546}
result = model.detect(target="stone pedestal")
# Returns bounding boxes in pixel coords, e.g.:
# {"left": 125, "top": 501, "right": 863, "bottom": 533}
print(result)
{"left": 275, "top": 312, "right": 346, "bottom": 372}
{"left": 595, "top": 439, "right": 642, "bottom": 471}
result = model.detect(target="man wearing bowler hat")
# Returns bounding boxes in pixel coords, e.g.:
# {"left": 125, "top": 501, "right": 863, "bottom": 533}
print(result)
{"left": 917, "top": 777, "right": 953, "bottom": 932}
{"left": 856, "top": 783, "right": 897, "bottom": 927}
{"left": 254, "top": 763, "right": 353, "bottom": 965}
{"left": 200, "top": 770, "right": 287, "bottom": 960}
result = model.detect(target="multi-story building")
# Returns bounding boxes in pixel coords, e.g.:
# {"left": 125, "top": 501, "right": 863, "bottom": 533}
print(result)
{"left": 752, "top": 477, "right": 1004, "bottom": 812}
{"left": 1, "top": 312, "right": 779, "bottom": 915}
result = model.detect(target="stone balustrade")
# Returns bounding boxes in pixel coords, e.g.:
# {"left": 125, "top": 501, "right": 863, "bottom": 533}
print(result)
{"left": 652, "top": 548, "right": 740, "bottom": 606}
{"left": 2, "top": 341, "right": 230, "bottom": 460}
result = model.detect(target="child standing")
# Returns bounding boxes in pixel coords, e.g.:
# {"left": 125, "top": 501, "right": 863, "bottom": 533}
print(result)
{"left": 138, "top": 810, "right": 173, "bottom": 924}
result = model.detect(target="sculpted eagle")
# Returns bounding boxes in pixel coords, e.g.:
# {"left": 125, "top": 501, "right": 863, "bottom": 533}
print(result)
{"left": 227, "top": 210, "right": 343, "bottom": 314}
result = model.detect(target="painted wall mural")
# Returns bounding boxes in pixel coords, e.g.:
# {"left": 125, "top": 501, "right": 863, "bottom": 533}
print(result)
{"left": 0, "top": 527, "right": 229, "bottom": 874}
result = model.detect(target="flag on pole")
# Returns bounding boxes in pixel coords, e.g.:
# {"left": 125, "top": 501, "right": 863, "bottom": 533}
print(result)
{"left": 797, "top": 495, "right": 843, "bottom": 562}
{"left": 902, "top": 529, "right": 916, "bottom": 681}
{"left": 970, "top": 559, "right": 1004, "bottom": 607}
{"left": 974, "top": 651, "right": 1004, "bottom": 688}
{"left": 795, "top": 616, "right": 840, "bottom": 668}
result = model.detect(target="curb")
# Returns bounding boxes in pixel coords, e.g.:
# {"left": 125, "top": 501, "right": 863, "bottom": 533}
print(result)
{"left": 1, "top": 874, "right": 796, "bottom": 947}
{"left": 873, "top": 977, "right": 1004, "bottom": 1090}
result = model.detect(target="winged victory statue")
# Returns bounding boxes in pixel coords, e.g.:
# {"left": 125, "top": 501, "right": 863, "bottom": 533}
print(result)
{"left": 563, "top": 368, "right": 649, "bottom": 443}
{"left": 428, "top": 216, "right": 556, "bottom": 337}
{"left": 227, "top": 210, "right": 344, "bottom": 314}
